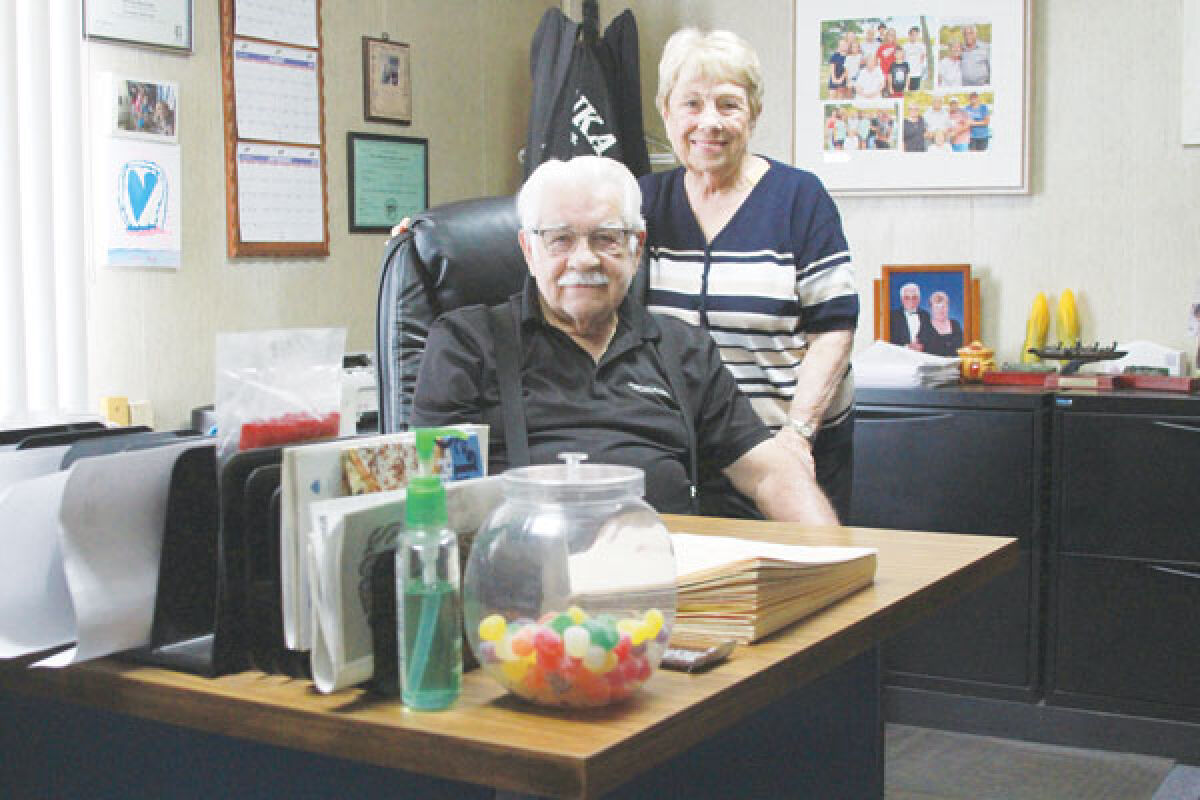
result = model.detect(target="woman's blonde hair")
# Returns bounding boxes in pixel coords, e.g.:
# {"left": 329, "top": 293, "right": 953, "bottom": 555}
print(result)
{"left": 656, "top": 28, "right": 764, "bottom": 119}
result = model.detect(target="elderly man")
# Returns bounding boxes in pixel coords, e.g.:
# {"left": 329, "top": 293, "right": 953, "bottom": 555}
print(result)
{"left": 411, "top": 156, "right": 838, "bottom": 525}
{"left": 960, "top": 24, "right": 990, "bottom": 86}
{"left": 889, "top": 282, "right": 932, "bottom": 350}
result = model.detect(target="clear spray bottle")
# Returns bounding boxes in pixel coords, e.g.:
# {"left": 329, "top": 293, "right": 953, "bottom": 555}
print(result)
{"left": 397, "top": 428, "right": 462, "bottom": 710}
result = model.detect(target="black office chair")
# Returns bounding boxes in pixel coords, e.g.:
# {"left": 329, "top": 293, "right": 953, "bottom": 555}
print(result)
{"left": 375, "top": 196, "right": 527, "bottom": 433}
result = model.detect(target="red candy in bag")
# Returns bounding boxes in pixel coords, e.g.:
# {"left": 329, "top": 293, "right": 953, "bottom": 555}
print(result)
{"left": 215, "top": 328, "right": 347, "bottom": 464}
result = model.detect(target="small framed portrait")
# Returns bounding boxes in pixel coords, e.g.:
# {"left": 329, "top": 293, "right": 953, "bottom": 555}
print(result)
{"left": 112, "top": 76, "right": 179, "bottom": 142}
{"left": 362, "top": 36, "right": 412, "bottom": 125}
{"left": 878, "top": 264, "right": 978, "bottom": 357}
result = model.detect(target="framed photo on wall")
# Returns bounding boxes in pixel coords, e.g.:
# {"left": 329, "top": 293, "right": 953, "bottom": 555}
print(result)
{"left": 347, "top": 132, "right": 427, "bottom": 233}
{"left": 877, "top": 264, "right": 978, "bottom": 356}
{"left": 795, "top": 0, "right": 1030, "bottom": 194}
{"left": 110, "top": 76, "right": 179, "bottom": 142}
{"left": 362, "top": 36, "right": 412, "bottom": 125}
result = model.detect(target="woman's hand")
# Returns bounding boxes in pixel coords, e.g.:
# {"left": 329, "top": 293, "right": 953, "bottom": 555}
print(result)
{"left": 389, "top": 217, "right": 412, "bottom": 238}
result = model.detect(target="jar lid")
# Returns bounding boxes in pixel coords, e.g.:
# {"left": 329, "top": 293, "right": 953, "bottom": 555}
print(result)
{"left": 502, "top": 453, "right": 645, "bottom": 503}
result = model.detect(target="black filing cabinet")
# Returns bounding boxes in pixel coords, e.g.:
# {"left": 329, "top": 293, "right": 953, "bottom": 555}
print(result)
{"left": 1047, "top": 392, "right": 1200, "bottom": 723}
{"left": 851, "top": 387, "right": 1050, "bottom": 701}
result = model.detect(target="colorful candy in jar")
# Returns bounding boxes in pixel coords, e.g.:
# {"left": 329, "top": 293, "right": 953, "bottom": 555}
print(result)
{"left": 476, "top": 607, "right": 668, "bottom": 707}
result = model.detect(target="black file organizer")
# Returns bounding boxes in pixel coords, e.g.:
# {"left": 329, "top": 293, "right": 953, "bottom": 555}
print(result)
{"left": 1, "top": 421, "right": 104, "bottom": 446}
{"left": 129, "top": 444, "right": 309, "bottom": 678}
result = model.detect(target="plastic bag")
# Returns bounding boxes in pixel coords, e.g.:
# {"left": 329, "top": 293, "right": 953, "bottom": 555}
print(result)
{"left": 215, "top": 328, "right": 346, "bottom": 464}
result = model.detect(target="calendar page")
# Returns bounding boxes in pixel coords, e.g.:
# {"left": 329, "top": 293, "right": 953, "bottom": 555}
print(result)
{"left": 236, "top": 142, "right": 323, "bottom": 242}
{"left": 233, "top": 39, "right": 320, "bottom": 145}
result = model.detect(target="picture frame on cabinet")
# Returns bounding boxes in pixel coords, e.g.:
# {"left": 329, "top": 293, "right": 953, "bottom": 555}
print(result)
{"left": 877, "top": 264, "right": 979, "bottom": 356}
{"left": 795, "top": 0, "right": 1030, "bottom": 194}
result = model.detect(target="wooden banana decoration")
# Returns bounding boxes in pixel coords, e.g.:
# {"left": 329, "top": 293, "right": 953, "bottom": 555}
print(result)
{"left": 1021, "top": 292, "right": 1049, "bottom": 363}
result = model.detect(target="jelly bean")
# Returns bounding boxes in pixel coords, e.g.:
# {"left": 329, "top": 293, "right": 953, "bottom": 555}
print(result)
{"left": 496, "top": 634, "right": 516, "bottom": 661}
{"left": 501, "top": 658, "right": 528, "bottom": 683}
{"left": 655, "top": 626, "right": 670, "bottom": 645}
{"left": 479, "top": 641, "right": 499, "bottom": 664}
{"left": 510, "top": 626, "right": 535, "bottom": 658}
{"left": 563, "top": 625, "right": 591, "bottom": 658}
{"left": 620, "top": 655, "right": 641, "bottom": 682}
{"left": 582, "top": 644, "right": 607, "bottom": 672}
{"left": 636, "top": 657, "right": 653, "bottom": 682}
{"left": 567, "top": 605, "right": 586, "bottom": 624}
{"left": 603, "top": 650, "right": 618, "bottom": 673}
{"left": 584, "top": 619, "right": 617, "bottom": 651}
{"left": 478, "top": 614, "right": 507, "bottom": 642}
{"left": 523, "top": 663, "right": 547, "bottom": 691}
{"left": 549, "top": 613, "right": 574, "bottom": 635}
{"left": 616, "top": 618, "right": 640, "bottom": 638}
{"left": 613, "top": 633, "right": 631, "bottom": 660}
{"left": 538, "top": 611, "right": 557, "bottom": 625}
{"left": 643, "top": 608, "right": 664, "bottom": 637}
{"left": 534, "top": 627, "right": 564, "bottom": 661}
{"left": 630, "top": 623, "right": 650, "bottom": 647}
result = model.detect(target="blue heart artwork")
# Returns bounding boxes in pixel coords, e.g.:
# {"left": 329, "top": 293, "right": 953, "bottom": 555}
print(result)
{"left": 118, "top": 160, "right": 167, "bottom": 232}
{"left": 127, "top": 169, "right": 157, "bottom": 220}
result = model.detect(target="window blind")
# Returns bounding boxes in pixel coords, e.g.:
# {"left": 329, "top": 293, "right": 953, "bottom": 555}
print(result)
{"left": 0, "top": 1, "right": 88, "bottom": 427}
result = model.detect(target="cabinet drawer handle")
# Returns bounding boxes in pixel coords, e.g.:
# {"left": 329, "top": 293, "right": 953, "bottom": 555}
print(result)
{"left": 1153, "top": 421, "right": 1200, "bottom": 435}
{"left": 1149, "top": 565, "right": 1200, "bottom": 581}
{"left": 857, "top": 410, "right": 954, "bottom": 422}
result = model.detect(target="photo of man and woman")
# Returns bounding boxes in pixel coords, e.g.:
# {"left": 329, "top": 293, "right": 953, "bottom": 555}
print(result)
{"left": 886, "top": 269, "right": 968, "bottom": 356}
{"left": 819, "top": 15, "right": 993, "bottom": 156}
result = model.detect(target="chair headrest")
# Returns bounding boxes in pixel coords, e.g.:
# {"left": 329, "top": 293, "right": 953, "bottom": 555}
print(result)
{"left": 408, "top": 195, "right": 527, "bottom": 315}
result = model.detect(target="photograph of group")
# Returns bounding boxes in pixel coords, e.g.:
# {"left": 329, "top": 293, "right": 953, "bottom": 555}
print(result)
{"left": 819, "top": 16, "right": 992, "bottom": 154}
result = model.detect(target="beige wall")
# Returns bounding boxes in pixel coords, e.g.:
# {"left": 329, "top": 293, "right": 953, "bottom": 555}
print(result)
{"left": 82, "top": 0, "right": 549, "bottom": 429}
{"left": 84, "top": 0, "right": 1200, "bottom": 428}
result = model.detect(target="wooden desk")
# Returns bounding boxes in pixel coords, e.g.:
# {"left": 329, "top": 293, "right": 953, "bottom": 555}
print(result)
{"left": 0, "top": 519, "right": 1016, "bottom": 799}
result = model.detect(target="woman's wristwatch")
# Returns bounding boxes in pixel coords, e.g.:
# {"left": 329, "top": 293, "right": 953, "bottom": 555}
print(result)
{"left": 785, "top": 417, "right": 818, "bottom": 444}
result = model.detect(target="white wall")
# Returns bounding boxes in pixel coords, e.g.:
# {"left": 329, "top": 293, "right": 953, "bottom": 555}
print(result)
{"left": 612, "top": 0, "right": 1200, "bottom": 365}
{"left": 82, "top": 0, "right": 550, "bottom": 429}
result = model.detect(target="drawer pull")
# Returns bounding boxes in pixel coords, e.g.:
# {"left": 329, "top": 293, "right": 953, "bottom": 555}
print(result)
{"left": 857, "top": 410, "right": 954, "bottom": 423}
{"left": 1149, "top": 565, "right": 1200, "bottom": 581}
{"left": 1152, "top": 421, "right": 1200, "bottom": 435}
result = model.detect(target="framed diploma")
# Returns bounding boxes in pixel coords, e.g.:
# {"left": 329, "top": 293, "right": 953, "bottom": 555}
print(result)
{"left": 362, "top": 36, "right": 412, "bottom": 125}
{"left": 347, "top": 133, "right": 427, "bottom": 233}
{"left": 84, "top": 0, "right": 193, "bottom": 53}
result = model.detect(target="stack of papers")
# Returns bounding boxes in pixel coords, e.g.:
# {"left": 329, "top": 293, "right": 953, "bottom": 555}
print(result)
{"left": 854, "top": 340, "right": 961, "bottom": 388}
{"left": 670, "top": 533, "right": 877, "bottom": 644}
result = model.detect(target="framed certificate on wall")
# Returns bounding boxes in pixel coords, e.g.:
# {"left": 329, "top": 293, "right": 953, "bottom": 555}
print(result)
{"left": 84, "top": 0, "right": 193, "bottom": 53}
{"left": 347, "top": 133, "right": 427, "bottom": 233}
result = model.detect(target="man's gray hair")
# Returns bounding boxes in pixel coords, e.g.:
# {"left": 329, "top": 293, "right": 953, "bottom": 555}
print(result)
{"left": 516, "top": 156, "right": 645, "bottom": 234}
{"left": 900, "top": 282, "right": 921, "bottom": 295}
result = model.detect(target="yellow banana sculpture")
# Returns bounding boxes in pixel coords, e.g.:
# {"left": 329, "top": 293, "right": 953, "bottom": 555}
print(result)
{"left": 1021, "top": 292, "right": 1049, "bottom": 363}
{"left": 1057, "top": 289, "right": 1080, "bottom": 348}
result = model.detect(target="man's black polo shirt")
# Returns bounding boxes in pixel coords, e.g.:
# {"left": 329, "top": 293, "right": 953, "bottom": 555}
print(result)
{"left": 411, "top": 280, "right": 771, "bottom": 514}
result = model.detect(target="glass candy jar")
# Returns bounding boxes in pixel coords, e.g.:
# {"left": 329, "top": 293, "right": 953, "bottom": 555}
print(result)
{"left": 463, "top": 454, "right": 676, "bottom": 707}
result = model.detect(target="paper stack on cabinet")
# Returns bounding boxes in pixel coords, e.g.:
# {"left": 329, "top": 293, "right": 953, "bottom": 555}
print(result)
{"left": 853, "top": 340, "right": 961, "bottom": 388}
{"left": 669, "top": 533, "right": 877, "bottom": 644}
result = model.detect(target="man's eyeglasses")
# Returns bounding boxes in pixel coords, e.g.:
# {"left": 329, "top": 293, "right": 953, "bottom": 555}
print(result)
{"left": 529, "top": 226, "right": 635, "bottom": 257}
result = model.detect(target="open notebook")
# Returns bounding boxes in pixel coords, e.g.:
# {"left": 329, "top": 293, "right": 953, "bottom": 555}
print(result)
{"left": 670, "top": 533, "right": 877, "bottom": 644}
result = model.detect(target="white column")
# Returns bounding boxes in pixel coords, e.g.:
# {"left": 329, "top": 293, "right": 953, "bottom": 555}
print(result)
{"left": 13, "top": 0, "right": 58, "bottom": 417}
{"left": 48, "top": 0, "right": 88, "bottom": 415}
{"left": 0, "top": 1, "right": 26, "bottom": 422}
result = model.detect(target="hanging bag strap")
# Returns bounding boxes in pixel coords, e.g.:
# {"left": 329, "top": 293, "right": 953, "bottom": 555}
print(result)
{"left": 487, "top": 300, "right": 531, "bottom": 469}
{"left": 652, "top": 327, "right": 700, "bottom": 515}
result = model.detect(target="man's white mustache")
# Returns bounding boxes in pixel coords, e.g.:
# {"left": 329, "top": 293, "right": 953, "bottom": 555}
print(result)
{"left": 557, "top": 270, "right": 609, "bottom": 287}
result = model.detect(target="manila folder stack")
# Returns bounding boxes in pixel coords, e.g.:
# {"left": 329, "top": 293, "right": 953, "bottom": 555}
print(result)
{"left": 670, "top": 533, "right": 877, "bottom": 644}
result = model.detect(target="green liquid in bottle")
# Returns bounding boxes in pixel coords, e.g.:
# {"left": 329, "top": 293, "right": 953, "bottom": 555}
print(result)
{"left": 400, "top": 578, "right": 462, "bottom": 710}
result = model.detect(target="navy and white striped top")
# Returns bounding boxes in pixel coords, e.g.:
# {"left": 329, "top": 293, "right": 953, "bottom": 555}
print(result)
{"left": 639, "top": 158, "right": 859, "bottom": 429}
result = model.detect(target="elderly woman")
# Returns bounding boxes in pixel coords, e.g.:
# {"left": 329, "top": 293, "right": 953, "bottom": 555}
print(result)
{"left": 640, "top": 29, "right": 859, "bottom": 520}
{"left": 919, "top": 290, "right": 963, "bottom": 356}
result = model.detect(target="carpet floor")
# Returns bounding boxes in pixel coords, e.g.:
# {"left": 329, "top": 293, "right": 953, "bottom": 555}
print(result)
{"left": 885, "top": 724, "right": 1188, "bottom": 800}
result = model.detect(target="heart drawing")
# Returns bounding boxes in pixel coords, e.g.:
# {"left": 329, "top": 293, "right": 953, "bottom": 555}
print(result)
{"left": 118, "top": 160, "right": 168, "bottom": 232}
